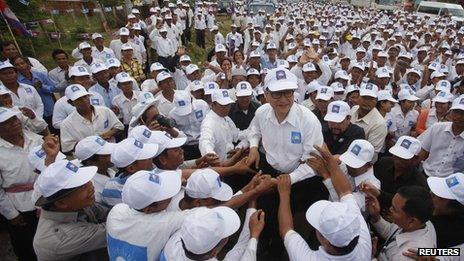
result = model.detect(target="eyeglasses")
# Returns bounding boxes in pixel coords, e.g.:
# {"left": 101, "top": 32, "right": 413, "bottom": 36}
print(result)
{"left": 268, "top": 90, "right": 294, "bottom": 99}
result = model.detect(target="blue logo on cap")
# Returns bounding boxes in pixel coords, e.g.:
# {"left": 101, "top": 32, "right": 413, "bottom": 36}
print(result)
{"left": 446, "top": 176, "right": 459, "bottom": 188}
{"left": 222, "top": 90, "right": 229, "bottom": 97}
{"left": 351, "top": 144, "right": 361, "bottom": 156}
{"left": 442, "top": 81, "right": 448, "bottom": 86}
{"left": 400, "top": 139, "right": 411, "bottom": 149}
{"left": 95, "top": 63, "right": 101, "bottom": 67}
{"left": 35, "top": 149, "right": 46, "bottom": 158}
{"left": 216, "top": 177, "right": 222, "bottom": 187}
{"left": 144, "top": 93, "right": 151, "bottom": 99}
{"left": 71, "top": 85, "right": 80, "bottom": 92}
{"left": 91, "top": 99, "right": 100, "bottom": 105}
{"left": 460, "top": 98, "right": 464, "bottom": 105}
{"left": 320, "top": 88, "right": 328, "bottom": 94}
{"left": 195, "top": 110, "right": 203, "bottom": 119}
{"left": 332, "top": 105, "right": 340, "bottom": 113}
{"left": 208, "top": 83, "right": 215, "bottom": 89}
{"left": 78, "top": 67, "right": 86, "bottom": 72}
{"left": 148, "top": 173, "right": 160, "bottom": 184}
{"left": 104, "top": 120, "right": 109, "bottom": 128}
{"left": 365, "top": 83, "right": 373, "bottom": 90}
{"left": 291, "top": 131, "right": 301, "bottom": 144}
{"left": 164, "top": 132, "right": 173, "bottom": 139}
{"left": 25, "top": 88, "right": 32, "bottom": 94}
{"left": 95, "top": 137, "right": 106, "bottom": 146}
{"left": 178, "top": 100, "right": 186, "bottom": 106}
{"left": 143, "top": 129, "right": 151, "bottom": 138}
{"left": 438, "top": 92, "right": 446, "bottom": 97}
{"left": 276, "top": 70, "right": 286, "bottom": 80}
{"left": 66, "top": 162, "right": 79, "bottom": 172}
{"left": 241, "top": 83, "right": 247, "bottom": 89}
{"left": 134, "top": 140, "right": 143, "bottom": 148}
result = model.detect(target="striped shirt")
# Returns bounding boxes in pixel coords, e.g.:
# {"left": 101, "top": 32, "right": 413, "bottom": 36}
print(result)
{"left": 101, "top": 173, "right": 129, "bottom": 207}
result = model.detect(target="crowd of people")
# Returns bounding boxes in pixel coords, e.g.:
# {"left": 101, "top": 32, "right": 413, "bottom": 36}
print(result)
{"left": 0, "top": 0, "right": 464, "bottom": 260}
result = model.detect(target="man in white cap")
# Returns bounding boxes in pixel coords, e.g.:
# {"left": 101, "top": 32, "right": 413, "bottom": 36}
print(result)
{"left": 91, "top": 33, "right": 115, "bottom": 62}
{"left": 323, "top": 100, "right": 365, "bottom": 155}
{"left": 101, "top": 137, "right": 160, "bottom": 207}
{"left": 75, "top": 135, "right": 116, "bottom": 204}
{"left": 246, "top": 68, "right": 327, "bottom": 256}
{"left": 229, "top": 81, "right": 261, "bottom": 131}
{"left": 312, "top": 86, "right": 334, "bottom": 132}
{"left": 74, "top": 42, "right": 104, "bottom": 73}
{"left": 390, "top": 89, "right": 419, "bottom": 140}
{"left": 277, "top": 144, "right": 372, "bottom": 261}
{"left": 60, "top": 84, "right": 124, "bottom": 153}
{"left": 106, "top": 169, "right": 187, "bottom": 260}
{"left": 418, "top": 95, "right": 464, "bottom": 177}
{"left": 112, "top": 72, "right": 140, "bottom": 127}
{"left": 162, "top": 205, "right": 264, "bottom": 260}
{"left": 199, "top": 89, "right": 247, "bottom": 161}
{"left": 350, "top": 83, "right": 387, "bottom": 160}
{"left": 110, "top": 27, "right": 136, "bottom": 61}
{"left": 154, "top": 71, "right": 177, "bottom": 116}
{"left": 416, "top": 91, "right": 453, "bottom": 135}
{"left": 194, "top": 12, "right": 207, "bottom": 48}
{"left": 168, "top": 90, "right": 210, "bottom": 160}
{"left": 141, "top": 62, "right": 165, "bottom": 94}
{"left": 0, "top": 60, "right": 44, "bottom": 118}
{"left": 89, "top": 62, "right": 122, "bottom": 108}
{"left": 120, "top": 43, "right": 146, "bottom": 83}
{"left": 226, "top": 24, "right": 243, "bottom": 54}
{"left": 33, "top": 160, "right": 109, "bottom": 261}
{"left": 1, "top": 41, "right": 47, "bottom": 72}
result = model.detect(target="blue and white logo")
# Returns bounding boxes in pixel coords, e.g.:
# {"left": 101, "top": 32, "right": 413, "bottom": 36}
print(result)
{"left": 400, "top": 139, "right": 411, "bottom": 149}
{"left": 446, "top": 176, "right": 459, "bottom": 188}
{"left": 222, "top": 90, "right": 229, "bottom": 97}
{"left": 91, "top": 99, "right": 100, "bottom": 105}
{"left": 35, "top": 149, "right": 46, "bottom": 158}
{"left": 291, "top": 131, "right": 302, "bottom": 144}
{"left": 78, "top": 66, "right": 86, "bottom": 72}
{"left": 95, "top": 137, "right": 106, "bottom": 146}
{"left": 332, "top": 105, "right": 340, "bottom": 113}
{"left": 276, "top": 70, "right": 286, "bottom": 80}
{"left": 351, "top": 144, "right": 361, "bottom": 156}
{"left": 66, "top": 162, "right": 79, "bottom": 172}
{"left": 143, "top": 129, "right": 151, "bottom": 138}
{"left": 134, "top": 140, "right": 143, "bottom": 148}
{"left": 195, "top": 110, "right": 203, "bottom": 119}
{"left": 71, "top": 85, "right": 80, "bottom": 92}
{"left": 148, "top": 173, "right": 160, "bottom": 184}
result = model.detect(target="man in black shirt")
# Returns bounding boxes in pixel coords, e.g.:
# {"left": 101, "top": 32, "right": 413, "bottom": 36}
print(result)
{"left": 228, "top": 81, "right": 261, "bottom": 130}
{"left": 322, "top": 100, "right": 365, "bottom": 155}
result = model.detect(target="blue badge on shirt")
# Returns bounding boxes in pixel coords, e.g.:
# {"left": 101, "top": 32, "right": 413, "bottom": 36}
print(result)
{"left": 134, "top": 139, "right": 143, "bottom": 148}
{"left": 148, "top": 173, "right": 160, "bottom": 184}
{"left": 332, "top": 105, "right": 340, "bottom": 113}
{"left": 400, "top": 139, "right": 411, "bottom": 149}
{"left": 387, "top": 120, "right": 392, "bottom": 128}
{"left": 104, "top": 119, "right": 109, "bottom": 129}
{"left": 25, "top": 88, "right": 32, "bottom": 94}
{"left": 290, "top": 131, "right": 301, "bottom": 144}
{"left": 66, "top": 162, "right": 79, "bottom": 172}
{"left": 351, "top": 144, "right": 361, "bottom": 156}
{"left": 408, "top": 121, "right": 414, "bottom": 127}
{"left": 178, "top": 100, "right": 186, "bottom": 106}
{"left": 143, "top": 129, "right": 151, "bottom": 138}
{"left": 91, "top": 99, "right": 100, "bottom": 105}
{"left": 35, "top": 149, "right": 46, "bottom": 158}
{"left": 276, "top": 70, "right": 286, "bottom": 80}
{"left": 95, "top": 137, "right": 106, "bottom": 146}
{"left": 446, "top": 176, "right": 459, "bottom": 188}
{"left": 195, "top": 110, "right": 203, "bottom": 119}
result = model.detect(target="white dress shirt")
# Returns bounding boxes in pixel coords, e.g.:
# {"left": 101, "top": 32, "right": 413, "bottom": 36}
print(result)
{"left": 418, "top": 122, "right": 464, "bottom": 177}
{"left": 199, "top": 110, "right": 246, "bottom": 161}
{"left": 390, "top": 106, "right": 419, "bottom": 140}
{"left": 154, "top": 92, "right": 175, "bottom": 116}
{"left": 60, "top": 106, "right": 124, "bottom": 152}
{"left": 0, "top": 130, "right": 42, "bottom": 219}
{"left": 8, "top": 83, "right": 44, "bottom": 118}
{"left": 52, "top": 92, "right": 105, "bottom": 129}
{"left": 373, "top": 218, "right": 436, "bottom": 261}
{"left": 74, "top": 58, "right": 104, "bottom": 74}
{"left": 154, "top": 36, "right": 177, "bottom": 58}
{"left": 169, "top": 99, "right": 210, "bottom": 145}
{"left": 248, "top": 103, "right": 323, "bottom": 184}
{"left": 351, "top": 106, "right": 388, "bottom": 157}
{"left": 284, "top": 194, "right": 372, "bottom": 261}
{"left": 106, "top": 203, "right": 187, "bottom": 261}
{"left": 112, "top": 91, "right": 140, "bottom": 124}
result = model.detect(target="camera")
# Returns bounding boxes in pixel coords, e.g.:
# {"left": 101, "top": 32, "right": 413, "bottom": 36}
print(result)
{"left": 155, "top": 114, "right": 176, "bottom": 128}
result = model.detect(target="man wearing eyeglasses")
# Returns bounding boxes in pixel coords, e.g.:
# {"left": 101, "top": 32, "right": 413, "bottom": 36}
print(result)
{"left": 246, "top": 68, "right": 328, "bottom": 257}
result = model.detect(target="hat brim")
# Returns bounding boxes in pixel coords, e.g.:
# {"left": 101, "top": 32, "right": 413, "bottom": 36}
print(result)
{"left": 450, "top": 105, "right": 464, "bottom": 111}
{"left": 69, "top": 92, "right": 90, "bottom": 101}
{"left": 235, "top": 90, "right": 253, "bottom": 97}
{"left": 359, "top": 91, "right": 377, "bottom": 98}
{"left": 267, "top": 81, "right": 298, "bottom": 92}
{"left": 211, "top": 182, "right": 233, "bottom": 201}
{"left": 339, "top": 152, "right": 366, "bottom": 169}
{"left": 324, "top": 113, "right": 346, "bottom": 123}
{"left": 427, "top": 177, "right": 456, "bottom": 201}
{"left": 389, "top": 145, "right": 414, "bottom": 160}
{"left": 212, "top": 206, "right": 241, "bottom": 237}
{"left": 156, "top": 170, "right": 182, "bottom": 202}
{"left": 173, "top": 103, "right": 193, "bottom": 116}
{"left": 130, "top": 100, "right": 156, "bottom": 127}
{"left": 96, "top": 142, "right": 116, "bottom": 156}
{"left": 137, "top": 143, "right": 160, "bottom": 160}
{"left": 215, "top": 98, "right": 235, "bottom": 105}
{"left": 305, "top": 200, "right": 331, "bottom": 231}
{"left": 315, "top": 94, "right": 332, "bottom": 101}
{"left": 401, "top": 96, "right": 419, "bottom": 102}
{"left": 166, "top": 137, "right": 187, "bottom": 149}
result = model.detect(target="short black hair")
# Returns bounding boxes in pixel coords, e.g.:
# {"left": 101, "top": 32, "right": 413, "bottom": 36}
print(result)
{"left": 397, "top": 186, "right": 433, "bottom": 223}
{"left": 331, "top": 235, "right": 359, "bottom": 255}
{"left": 152, "top": 149, "right": 168, "bottom": 168}
{"left": 81, "top": 154, "right": 100, "bottom": 166}
{"left": 52, "top": 49, "right": 68, "bottom": 59}
{"left": 1, "top": 41, "right": 16, "bottom": 51}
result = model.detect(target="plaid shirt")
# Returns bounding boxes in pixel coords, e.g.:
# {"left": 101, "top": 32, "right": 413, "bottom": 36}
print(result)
{"left": 121, "top": 59, "right": 144, "bottom": 81}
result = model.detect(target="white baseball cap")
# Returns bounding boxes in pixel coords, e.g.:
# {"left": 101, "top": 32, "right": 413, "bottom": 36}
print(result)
{"left": 287, "top": 54, "right": 298, "bottom": 63}
{"left": 212, "top": 89, "right": 234, "bottom": 105}
{"left": 185, "top": 64, "right": 200, "bottom": 75}
{"left": 91, "top": 33, "right": 103, "bottom": 40}
{"left": 129, "top": 100, "right": 156, "bottom": 128}
{"left": 28, "top": 145, "right": 66, "bottom": 172}
{"left": 106, "top": 58, "right": 121, "bottom": 68}
{"left": 334, "top": 70, "right": 351, "bottom": 81}
{"left": 150, "top": 62, "right": 165, "bottom": 72}
{"left": 138, "top": 92, "right": 155, "bottom": 104}
{"left": 0, "top": 107, "right": 19, "bottom": 123}
{"left": 122, "top": 169, "right": 181, "bottom": 210}
{"left": 121, "top": 43, "right": 133, "bottom": 51}
{"left": 204, "top": 82, "right": 219, "bottom": 95}
{"left": 340, "top": 139, "right": 374, "bottom": 168}
{"left": 215, "top": 44, "right": 227, "bottom": 53}
{"left": 119, "top": 27, "right": 130, "bottom": 36}
{"left": 307, "top": 81, "right": 322, "bottom": 94}
{"left": 435, "top": 80, "right": 452, "bottom": 92}
{"left": 90, "top": 62, "right": 108, "bottom": 74}
{"left": 68, "top": 66, "right": 90, "bottom": 77}
{"left": 235, "top": 81, "right": 253, "bottom": 97}
{"left": 159, "top": 27, "right": 168, "bottom": 33}
{"left": 266, "top": 42, "right": 277, "bottom": 50}
{"left": 277, "top": 60, "right": 289, "bottom": 69}
{"left": 131, "top": 23, "right": 142, "bottom": 31}
{"left": 156, "top": 71, "right": 172, "bottom": 83}
{"left": 35, "top": 160, "right": 97, "bottom": 201}
{"left": 247, "top": 68, "right": 260, "bottom": 76}
{"left": 406, "top": 68, "right": 422, "bottom": 78}
{"left": 431, "top": 70, "right": 445, "bottom": 79}
{"left": 65, "top": 84, "right": 89, "bottom": 101}
{"left": 330, "top": 82, "right": 345, "bottom": 93}
{"left": 145, "top": 131, "right": 187, "bottom": 153}
{"left": 345, "top": 84, "right": 360, "bottom": 94}
{"left": 302, "top": 62, "right": 317, "bottom": 72}
{"left": 428, "top": 173, "right": 464, "bottom": 205}
{"left": 324, "top": 101, "right": 351, "bottom": 123}
{"left": 115, "top": 72, "right": 133, "bottom": 83}
{"left": 249, "top": 50, "right": 261, "bottom": 58}
{"left": 450, "top": 95, "right": 464, "bottom": 111}
{"left": 127, "top": 14, "right": 136, "bottom": 19}
{"left": 377, "top": 90, "right": 397, "bottom": 103}
{"left": 306, "top": 200, "right": 361, "bottom": 247}
{"left": 0, "top": 61, "right": 13, "bottom": 70}
{"left": 111, "top": 137, "right": 159, "bottom": 168}
{"left": 377, "top": 51, "right": 388, "bottom": 58}
{"left": 188, "top": 80, "right": 204, "bottom": 92}
{"left": 75, "top": 136, "right": 116, "bottom": 161}
{"left": 432, "top": 91, "right": 453, "bottom": 103}
{"left": 264, "top": 68, "right": 298, "bottom": 92}
{"left": 185, "top": 168, "right": 233, "bottom": 201}
{"left": 180, "top": 206, "right": 240, "bottom": 255}
{"left": 316, "top": 86, "right": 334, "bottom": 101}
{"left": 359, "top": 83, "right": 378, "bottom": 98}
{"left": 376, "top": 67, "right": 390, "bottom": 78}
{"left": 172, "top": 90, "right": 193, "bottom": 115}
{"left": 78, "top": 42, "right": 92, "bottom": 50}
{"left": 398, "top": 88, "right": 419, "bottom": 101}
{"left": 179, "top": 55, "right": 191, "bottom": 62}
{"left": 389, "top": 136, "right": 421, "bottom": 160}
{"left": 210, "top": 25, "right": 219, "bottom": 32}
{"left": 131, "top": 8, "right": 140, "bottom": 14}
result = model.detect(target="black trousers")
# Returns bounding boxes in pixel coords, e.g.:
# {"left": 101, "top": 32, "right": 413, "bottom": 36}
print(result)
{"left": 257, "top": 152, "right": 328, "bottom": 259}
{"left": 195, "top": 29, "right": 205, "bottom": 48}
{"left": 182, "top": 144, "right": 202, "bottom": 161}
{"left": 3, "top": 210, "right": 38, "bottom": 261}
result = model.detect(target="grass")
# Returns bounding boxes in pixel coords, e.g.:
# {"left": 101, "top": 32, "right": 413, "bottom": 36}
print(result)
{"left": 10, "top": 13, "right": 232, "bottom": 69}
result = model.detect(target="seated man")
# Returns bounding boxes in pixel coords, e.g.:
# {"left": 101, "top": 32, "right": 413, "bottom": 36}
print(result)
{"left": 33, "top": 160, "right": 109, "bottom": 260}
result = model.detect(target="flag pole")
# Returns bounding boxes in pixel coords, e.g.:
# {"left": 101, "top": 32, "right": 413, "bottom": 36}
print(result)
{"left": 0, "top": 11, "right": 22, "bottom": 55}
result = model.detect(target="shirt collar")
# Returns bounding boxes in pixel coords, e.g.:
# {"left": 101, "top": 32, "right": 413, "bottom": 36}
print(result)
{"left": 0, "top": 131, "right": 34, "bottom": 149}
{"left": 354, "top": 167, "right": 375, "bottom": 187}
{"left": 354, "top": 106, "right": 380, "bottom": 125}
{"left": 445, "top": 122, "right": 464, "bottom": 138}
{"left": 41, "top": 209, "right": 79, "bottom": 223}
{"left": 396, "top": 222, "right": 433, "bottom": 248}
{"left": 266, "top": 103, "right": 298, "bottom": 127}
